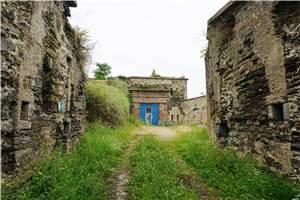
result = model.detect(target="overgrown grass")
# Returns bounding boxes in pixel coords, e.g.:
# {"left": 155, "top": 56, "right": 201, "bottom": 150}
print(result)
{"left": 172, "top": 127, "right": 300, "bottom": 200}
{"left": 86, "top": 79, "right": 129, "bottom": 127}
{"left": 128, "top": 136, "right": 198, "bottom": 200}
{"left": 2, "top": 123, "right": 134, "bottom": 200}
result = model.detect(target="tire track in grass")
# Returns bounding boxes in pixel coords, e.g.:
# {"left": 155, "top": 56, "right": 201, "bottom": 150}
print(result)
{"left": 112, "top": 136, "right": 138, "bottom": 200}
{"left": 165, "top": 144, "right": 219, "bottom": 200}
{"left": 127, "top": 136, "right": 200, "bottom": 200}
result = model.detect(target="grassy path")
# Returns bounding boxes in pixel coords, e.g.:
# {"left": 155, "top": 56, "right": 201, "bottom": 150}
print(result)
{"left": 127, "top": 136, "right": 199, "bottom": 199}
{"left": 111, "top": 136, "right": 139, "bottom": 200}
{"left": 128, "top": 125, "right": 219, "bottom": 199}
{"left": 3, "top": 124, "right": 299, "bottom": 200}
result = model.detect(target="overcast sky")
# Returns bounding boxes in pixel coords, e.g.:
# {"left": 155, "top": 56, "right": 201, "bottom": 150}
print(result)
{"left": 69, "top": 0, "right": 225, "bottom": 98}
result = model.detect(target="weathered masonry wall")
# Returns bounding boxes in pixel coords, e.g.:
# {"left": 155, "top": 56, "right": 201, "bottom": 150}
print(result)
{"left": 131, "top": 90, "right": 169, "bottom": 123}
{"left": 128, "top": 76, "right": 187, "bottom": 124}
{"left": 206, "top": 1, "right": 300, "bottom": 179}
{"left": 128, "top": 76, "right": 187, "bottom": 108}
{"left": 1, "top": 1, "right": 85, "bottom": 180}
{"left": 169, "top": 96, "right": 207, "bottom": 124}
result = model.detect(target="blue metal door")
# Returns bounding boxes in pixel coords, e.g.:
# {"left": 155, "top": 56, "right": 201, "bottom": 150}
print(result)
{"left": 140, "top": 103, "right": 159, "bottom": 125}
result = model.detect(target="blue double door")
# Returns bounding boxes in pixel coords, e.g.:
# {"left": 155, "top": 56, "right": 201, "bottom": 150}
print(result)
{"left": 140, "top": 103, "right": 159, "bottom": 125}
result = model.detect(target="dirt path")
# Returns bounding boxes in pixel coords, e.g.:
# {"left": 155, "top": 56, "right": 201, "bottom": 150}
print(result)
{"left": 131, "top": 125, "right": 192, "bottom": 139}
{"left": 112, "top": 126, "right": 186, "bottom": 199}
{"left": 112, "top": 137, "right": 137, "bottom": 200}
{"left": 113, "top": 125, "right": 218, "bottom": 200}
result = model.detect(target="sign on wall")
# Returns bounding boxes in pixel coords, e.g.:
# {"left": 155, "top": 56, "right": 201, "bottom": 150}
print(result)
{"left": 58, "top": 100, "right": 65, "bottom": 112}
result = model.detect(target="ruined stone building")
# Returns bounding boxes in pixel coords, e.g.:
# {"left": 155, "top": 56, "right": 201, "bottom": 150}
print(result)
{"left": 1, "top": 1, "right": 85, "bottom": 180}
{"left": 128, "top": 76, "right": 207, "bottom": 125}
{"left": 206, "top": 1, "right": 300, "bottom": 179}
{"left": 169, "top": 96, "right": 207, "bottom": 124}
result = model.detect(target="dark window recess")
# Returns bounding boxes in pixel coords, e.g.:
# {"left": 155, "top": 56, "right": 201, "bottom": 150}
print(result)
{"left": 64, "top": 121, "right": 71, "bottom": 136}
{"left": 170, "top": 88, "right": 173, "bottom": 95}
{"left": 42, "top": 54, "right": 53, "bottom": 73}
{"left": 269, "top": 103, "right": 284, "bottom": 121}
{"left": 171, "top": 115, "right": 174, "bottom": 121}
{"left": 67, "top": 57, "right": 72, "bottom": 66}
{"left": 218, "top": 122, "right": 229, "bottom": 138}
{"left": 146, "top": 108, "right": 151, "bottom": 113}
{"left": 177, "top": 115, "right": 179, "bottom": 121}
{"left": 20, "top": 101, "right": 30, "bottom": 120}
{"left": 41, "top": 54, "right": 54, "bottom": 112}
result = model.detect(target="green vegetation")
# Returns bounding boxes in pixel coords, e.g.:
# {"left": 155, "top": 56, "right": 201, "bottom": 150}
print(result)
{"left": 2, "top": 123, "right": 134, "bottom": 200}
{"left": 3, "top": 122, "right": 299, "bottom": 200}
{"left": 172, "top": 127, "right": 300, "bottom": 200}
{"left": 74, "top": 26, "right": 94, "bottom": 71}
{"left": 151, "top": 69, "right": 160, "bottom": 77}
{"left": 138, "top": 83, "right": 161, "bottom": 89}
{"left": 86, "top": 79, "right": 129, "bottom": 127}
{"left": 94, "top": 63, "right": 112, "bottom": 80}
{"left": 128, "top": 136, "right": 198, "bottom": 200}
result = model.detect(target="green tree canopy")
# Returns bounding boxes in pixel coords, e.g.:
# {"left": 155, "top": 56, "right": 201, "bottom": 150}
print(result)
{"left": 94, "top": 63, "right": 112, "bottom": 80}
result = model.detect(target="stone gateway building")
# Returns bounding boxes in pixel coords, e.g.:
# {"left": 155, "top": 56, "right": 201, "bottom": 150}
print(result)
{"left": 128, "top": 76, "right": 187, "bottom": 125}
{"left": 1, "top": 1, "right": 85, "bottom": 180}
{"left": 206, "top": 1, "right": 300, "bottom": 179}
{"left": 128, "top": 76, "right": 207, "bottom": 125}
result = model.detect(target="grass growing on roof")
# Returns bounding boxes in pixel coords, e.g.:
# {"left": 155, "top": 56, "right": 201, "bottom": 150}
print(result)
{"left": 171, "top": 127, "right": 300, "bottom": 200}
{"left": 2, "top": 123, "right": 134, "bottom": 200}
{"left": 128, "top": 136, "right": 198, "bottom": 200}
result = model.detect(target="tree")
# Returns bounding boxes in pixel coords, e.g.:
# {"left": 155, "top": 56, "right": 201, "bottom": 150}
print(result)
{"left": 94, "top": 63, "right": 112, "bottom": 80}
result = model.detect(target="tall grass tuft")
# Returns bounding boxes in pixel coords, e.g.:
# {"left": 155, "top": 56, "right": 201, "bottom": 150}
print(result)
{"left": 86, "top": 79, "right": 129, "bottom": 127}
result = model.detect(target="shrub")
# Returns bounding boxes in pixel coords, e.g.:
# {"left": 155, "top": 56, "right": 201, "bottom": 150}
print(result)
{"left": 86, "top": 80, "right": 129, "bottom": 127}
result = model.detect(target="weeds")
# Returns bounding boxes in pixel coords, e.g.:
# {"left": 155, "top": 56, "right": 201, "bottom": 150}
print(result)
{"left": 86, "top": 80, "right": 129, "bottom": 127}
{"left": 2, "top": 123, "right": 134, "bottom": 200}
{"left": 172, "top": 127, "right": 300, "bottom": 200}
{"left": 128, "top": 136, "right": 198, "bottom": 200}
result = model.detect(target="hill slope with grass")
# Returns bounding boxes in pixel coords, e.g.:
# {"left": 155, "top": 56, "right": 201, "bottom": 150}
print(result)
{"left": 86, "top": 79, "right": 130, "bottom": 127}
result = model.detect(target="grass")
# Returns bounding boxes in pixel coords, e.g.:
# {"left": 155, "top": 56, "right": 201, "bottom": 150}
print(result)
{"left": 2, "top": 122, "right": 134, "bottom": 200}
{"left": 128, "top": 136, "right": 198, "bottom": 200}
{"left": 86, "top": 79, "right": 129, "bottom": 127}
{"left": 172, "top": 126, "right": 300, "bottom": 200}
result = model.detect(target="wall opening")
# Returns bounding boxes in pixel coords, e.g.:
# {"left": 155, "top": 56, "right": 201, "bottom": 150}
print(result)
{"left": 171, "top": 88, "right": 173, "bottom": 95}
{"left": 268, "top": 103, "right": 284, "bottom": 121}
{"left": 177, "top": 115, "right": 179, "bottom": 121}
{"left": 64, "top": 121, "right": 71, "bottom": 136}
{"left": 41, "top": 54, "right": 54, "bottom": 112}
{"left": 20, "top": 101, "right": 30, "bottom": 120}
{"left": 171, "top": 114, "right": 174, "bottom": 121}
{"left": 218, "top": 122, "right": 229, "bottom": 138}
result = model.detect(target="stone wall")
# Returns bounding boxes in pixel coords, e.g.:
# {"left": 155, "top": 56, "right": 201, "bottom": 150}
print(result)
{"left": 169, "top": 96, "right": 207, "bottom": 124}
{"left": 128, "top": 76, "right": 187, "bottom": 124}
{"left": 206, "top": 1, "right": 300, "bottom": 179}
{"left": 128, "top": 76, "right": 187, "bottom": 109}
{"left": 1, "top": 1, "right": 85, "bottom": 180}
{"left": 131, "top": 90, "right": 170, "bottom": 123}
